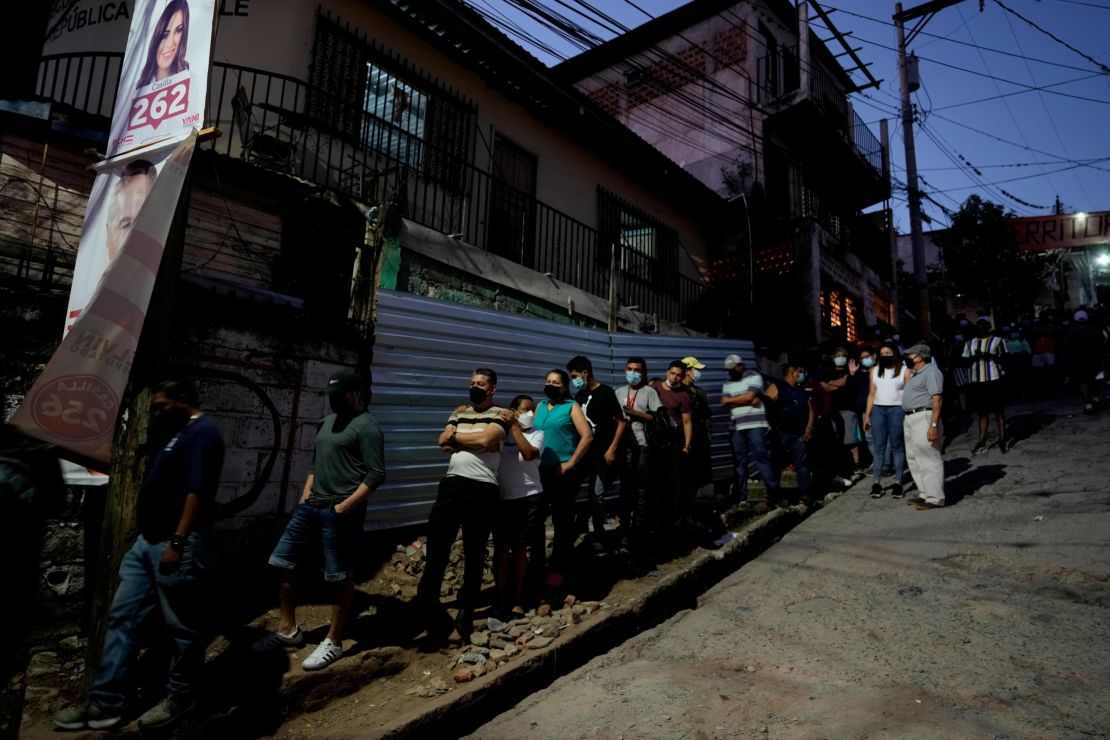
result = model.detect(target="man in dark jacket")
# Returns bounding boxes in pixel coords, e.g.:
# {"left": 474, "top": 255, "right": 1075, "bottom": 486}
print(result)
{"left": 1061, "top": 309, "right": 1106, "bottom": 414}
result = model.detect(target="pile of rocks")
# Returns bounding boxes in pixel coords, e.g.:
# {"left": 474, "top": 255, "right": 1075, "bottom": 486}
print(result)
{"left": 449, "top": 597, "right": 604, "bottom": 684}
{"left": 384, "top": 537, "right": 496, "bottom": 599}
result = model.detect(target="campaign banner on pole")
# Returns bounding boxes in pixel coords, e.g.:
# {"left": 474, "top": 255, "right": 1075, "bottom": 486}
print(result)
{"left": 64, "top": 146, "right": 176, "bottom": 334}
{"left": 107, "top": 0, "right": 215, "bottom": 157}
{"left": 10, "top": 133, "right": 197, "bottom": 465}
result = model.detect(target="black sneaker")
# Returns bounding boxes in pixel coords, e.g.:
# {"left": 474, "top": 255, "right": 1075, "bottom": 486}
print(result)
{"left": 998, "top": 438, "right": 1008, "bottom": 454}
{"left": 870, "top": 483, "right": 883, "bottom": 499}
{"left": 891, "top": 483, "right": 904, "bottom": 499}
{"left": 971, "top": 440, "right": 987, "bottom": 455}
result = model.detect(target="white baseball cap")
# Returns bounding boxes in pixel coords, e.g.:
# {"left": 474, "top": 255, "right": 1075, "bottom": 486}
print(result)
{"left": 723, "top": 354, "right": 744, "bottom": 369}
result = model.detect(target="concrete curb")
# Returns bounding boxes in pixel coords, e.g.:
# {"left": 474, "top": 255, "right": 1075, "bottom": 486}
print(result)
{"left": 377, "top": 494, "right": 841, "bottom": 738}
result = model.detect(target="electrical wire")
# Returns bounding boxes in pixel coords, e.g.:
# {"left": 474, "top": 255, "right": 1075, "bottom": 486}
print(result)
{"left": 992, "top": 0, "right": 1110, "bottom": 74}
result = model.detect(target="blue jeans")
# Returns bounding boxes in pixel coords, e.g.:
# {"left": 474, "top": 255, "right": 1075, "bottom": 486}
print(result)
{"left": 730, "top": 427, "right": 779, "bottom": 499}
{"left": 268, "top": 502, "right": 362, "bottom": 583}
{"left": 778, "top": 431, "right": 812, "bottom": 497}
{"left": 90, "top": 533, "right": 209, "bottom": 711}
{"left": 870, "top": 405, "right": 906, "bottom": 483}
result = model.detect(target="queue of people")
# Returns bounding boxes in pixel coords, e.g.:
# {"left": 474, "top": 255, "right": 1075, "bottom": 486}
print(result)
{"left": 53, "top": 312, "right": 1106, "bottom": 731}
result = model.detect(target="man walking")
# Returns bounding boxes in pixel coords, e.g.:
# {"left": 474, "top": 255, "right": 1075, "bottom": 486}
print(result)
{"left": 567, "top": 355, "right": 626, "bottom": 552}
{"left": 721, "top": 354, "right": 779, "bottom": 504}
{"left": 964, "top": 318, "right": 1009, "bottom": 454}
{"left": 1060, "top": 309, "right": 1106, "bottom": 414}
{"left": 254, "top": 369, "right": 386, "bottom": 671}
{"left": 902, "top": 345, "right": 946, "bottom": 510}
{"left": 54, "top": 379, "right": 225, "bottom": 732}
{"left": 417, "top": 368, "right": 509, "bottom": 642}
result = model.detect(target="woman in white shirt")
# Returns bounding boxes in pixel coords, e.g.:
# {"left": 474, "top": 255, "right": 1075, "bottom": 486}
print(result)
{"left": 863, "top": 343, "right": 910, "bottom": 499}
{"left": 495, "top": 395, "right": 544, "bottom": 617}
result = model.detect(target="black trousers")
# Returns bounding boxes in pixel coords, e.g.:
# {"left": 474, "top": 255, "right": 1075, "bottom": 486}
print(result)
{"left": 417, "top": 475, "right": 498, "bottom": 611}
{"left": 618, "top": 441, "right": 655, "bottom": 556}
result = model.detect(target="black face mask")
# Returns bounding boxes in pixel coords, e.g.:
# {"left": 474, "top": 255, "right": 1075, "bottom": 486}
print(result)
{"left": 879, "top": 356, "right": 894, "bottom": 368}
{"left": 469, "top": 386, "right": 489, "bottom": 405}
{"left": 543, "top": 384, "right": 562, "bottom": 400}
{"left": 904, "top": 358, "right": 916, "bottom": 369}
{"left": 727, "top": 368, "right": 744, "bottom": 381}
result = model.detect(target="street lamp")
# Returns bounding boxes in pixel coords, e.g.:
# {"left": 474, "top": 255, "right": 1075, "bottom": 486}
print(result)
{"left": 1097, "top": 253, "right": 1110, "bottom": 268}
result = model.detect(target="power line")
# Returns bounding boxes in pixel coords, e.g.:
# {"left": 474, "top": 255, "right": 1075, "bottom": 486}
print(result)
{"left": 992, "top": 0, "right": 1110, "bottom": 74}
{"left": 1054, "top": 0, "right": 1110, "bottom": 9}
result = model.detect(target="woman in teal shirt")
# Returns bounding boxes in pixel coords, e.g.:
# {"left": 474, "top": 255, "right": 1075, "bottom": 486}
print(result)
{"left": 535, "top": 369, "right": 592, "bottom": 573}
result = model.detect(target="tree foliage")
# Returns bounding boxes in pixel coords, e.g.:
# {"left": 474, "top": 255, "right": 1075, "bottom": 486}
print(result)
{"left": 933, "top": 195, "right": 1050, "bottom": 318}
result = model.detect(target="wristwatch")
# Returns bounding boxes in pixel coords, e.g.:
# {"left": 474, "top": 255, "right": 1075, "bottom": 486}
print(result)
{"left": 170, "top": 534, "right": 187, "bottom": 554}
{"left": 930, "top": 422, "right": 938, "bottom": 428}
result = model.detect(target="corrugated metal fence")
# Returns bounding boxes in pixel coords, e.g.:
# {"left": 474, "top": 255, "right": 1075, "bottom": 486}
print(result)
{"left": 367, "top": 290, "right": 754, "bottom": 529}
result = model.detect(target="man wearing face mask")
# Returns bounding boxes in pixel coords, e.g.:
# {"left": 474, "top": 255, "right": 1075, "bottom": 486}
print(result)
{"left": 902, "top": 345, "right": 946, "bottom": 509}
{"left": 763, "top": 363, "right": 814, "bottom": 507}
{"left": 566, "top": 355, "right": 626, "bottom": 552}
{"left": 721, "top": 354, "right": 778, "bottom": 505}
{"left": 650, "top": 361, "right": 695, "bottom": 526}
{"left": 820, "top": 347, "right": 863, "bottom": 482}
{"left": 255, "top": 369, "right": 385, "bottom": 671}
{"left": 417, "top": 368, "right": 509, "bottom": 642}
{"left": 614, "top": 357, "right": 662, "bottom": 569}
{"left": 55, "top": 379, "right": 224, "bottom": 732}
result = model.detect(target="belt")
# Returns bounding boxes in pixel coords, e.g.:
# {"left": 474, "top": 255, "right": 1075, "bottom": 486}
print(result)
{"left": 904, "top": 406, "right": 931, "bottom": 415}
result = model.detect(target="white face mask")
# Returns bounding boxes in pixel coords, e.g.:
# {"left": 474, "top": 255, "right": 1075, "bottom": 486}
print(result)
{"left": 517, "top": 410, "right": 535, "bottom": 429}
{"left": 834, "top": 356, "right": 847, "bottom": 367}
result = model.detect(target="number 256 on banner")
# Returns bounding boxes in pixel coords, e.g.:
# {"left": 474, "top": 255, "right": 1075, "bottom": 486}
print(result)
{"left": 128, "top": 77, "right": 199, "bottom": 132}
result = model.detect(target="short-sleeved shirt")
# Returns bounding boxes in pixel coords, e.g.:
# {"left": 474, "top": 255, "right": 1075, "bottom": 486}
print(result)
{"left": 769, "top": 380, "right": 810, "bottom": 436}
{"left": 498, "top": 428, "right": 545, "bottom": 500}
{"left": 615, "top": 383, "right": 663, "bottom": 446}
{"left": 137, "top": 415, "right": 225, "bottom": 542}
{"left": 575, "top": 383, "right": 622, "bottom": 455}
{"left": 308, "top": 412, "right": 386, "bottom": 507}
{"left": 903, "top": 362, "right": 944, "bottom": 410}
{"left": 963, "top": 336, "right": 1007, "bottom": 383}
{"left": 535, "top": 398, "right": 578, "bottom": 469}
{"left": 722, "top": 370, "right": 767, "bottom": 431}
{"left": 445, "top": 405, "right": 509, "bottom": 485}
{"left": 650, "top": 380, "right": 692, "bottom": 428}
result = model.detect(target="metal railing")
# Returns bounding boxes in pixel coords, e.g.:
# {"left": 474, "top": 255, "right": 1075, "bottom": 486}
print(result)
{"left": 757, "top": 52, "right": 882, "bottom": 175}
{"left": 35, "top": 53, "right": 706, "bottom": 324}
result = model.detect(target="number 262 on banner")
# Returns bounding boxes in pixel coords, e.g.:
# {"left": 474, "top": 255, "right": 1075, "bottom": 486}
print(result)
{"left": 128, "top": 78, "right": 192, "bottom": 131}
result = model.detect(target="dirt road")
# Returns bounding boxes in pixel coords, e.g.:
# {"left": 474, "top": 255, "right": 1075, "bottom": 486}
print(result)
{"left": 471, "top": 396, "right": 1110, "bottom": 739}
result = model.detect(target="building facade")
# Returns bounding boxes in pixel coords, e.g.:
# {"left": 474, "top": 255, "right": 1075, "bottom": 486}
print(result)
{"left": 557, "top": 0, "right": 896, "bottom": 348}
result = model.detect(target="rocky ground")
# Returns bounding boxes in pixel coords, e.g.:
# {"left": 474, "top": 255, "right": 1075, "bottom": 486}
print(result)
{"left": 18, "top": 485, "right": 769, "bottom": 739}
{"left": 471, "top": 393, "right": 1110, "bottom": 739}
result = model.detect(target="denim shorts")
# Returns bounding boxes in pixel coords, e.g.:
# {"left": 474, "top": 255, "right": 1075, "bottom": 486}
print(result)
{"left": 268, "top": 502, "right": 362, "bottom": 582}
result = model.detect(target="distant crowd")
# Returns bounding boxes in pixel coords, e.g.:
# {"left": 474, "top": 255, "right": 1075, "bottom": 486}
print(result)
{"left": 46, "top": 304, "right": 1108, "bottom": 732}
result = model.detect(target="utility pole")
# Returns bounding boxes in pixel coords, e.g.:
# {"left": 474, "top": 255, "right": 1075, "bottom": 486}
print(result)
{"left": 893, "top": 0, "right": 969, "bottom": 341}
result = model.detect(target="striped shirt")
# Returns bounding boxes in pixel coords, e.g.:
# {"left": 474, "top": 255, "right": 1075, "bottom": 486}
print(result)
{"left": 723, "top": 370, "right": 768, "bottom": 430}
{"left": 962, "top": 336, "right": 1008, "bottom": 383}
{"left": 445, "top": 406, "right": 509, "bottom": 485}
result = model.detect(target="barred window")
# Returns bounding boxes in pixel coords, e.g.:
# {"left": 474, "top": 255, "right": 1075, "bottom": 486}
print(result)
{"left": 307, "top": 18, "right": 367, "bottom": 141}
{"left": 598, "top": 188, "right": 679, "bottom": 292}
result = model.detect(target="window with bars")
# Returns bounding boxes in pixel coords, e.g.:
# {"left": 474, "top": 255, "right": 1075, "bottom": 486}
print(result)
{"left": 308, "top": 15, "right": 474, "bottom": 191}
{"left": 821, "top": 285, "right": 861, "bottom": 341}
{"left": 597, "top": 188, "right": 679, "bottom": 290}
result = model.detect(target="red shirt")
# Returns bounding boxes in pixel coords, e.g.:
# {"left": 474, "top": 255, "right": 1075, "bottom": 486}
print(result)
{"left": 650, "top": 380, "right": 692, "bottom": 423}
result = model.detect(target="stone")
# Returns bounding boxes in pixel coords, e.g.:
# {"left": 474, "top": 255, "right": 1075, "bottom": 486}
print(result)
{"left": 488, "top": 649, "right": 507, "bottom": 662}
{"left": 528, "top": 635, "right": 555, "bottom": 649}
{"left": 489, "top": 638, "right": 511, "bottom": 650}
{"left": 486, "top": 616, "right": 510, "bottom": 633}
{"left": 515, "top": 633, "right": 535, "bottom": 646}
{"left": 470, "top": 631, "right": 490, "bottom": 647}
{"left": 508, "top": 626, "right": 529, "bottom": 638}
{"left": 559, "top": 609, "right": 581, "bottom": 626}
{"left": 453, "top": 668, "right": 474, "bottom": 683}
{"left": 572, "top": 605, "right": 588, "bottom": 616}
{"left": 537, "top": 604, "right": 552, "bottom": 617}
{"left": 26, "top": 652, "right": 59, "bottom": 679}
{"left": 458, "top": 652, "right": 487, "bottom": 665}
{"left": 563, "top": 594, "right": 577, "bottom": 607}
{"left": 58, "top": 636, "right": 85, "bottom": 652}
{"left": 503, "top": 644, "right": 520, "bottom": 657}
{"left": 582, "top": 601, "right": 601, "bottom": 613}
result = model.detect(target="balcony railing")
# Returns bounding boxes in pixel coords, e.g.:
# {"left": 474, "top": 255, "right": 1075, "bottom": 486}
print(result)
{"left": 34, "top": 53, "right": 707, "bottom": 324}
{"left": 757, "top": 52, "right": 882, "bottom": 175}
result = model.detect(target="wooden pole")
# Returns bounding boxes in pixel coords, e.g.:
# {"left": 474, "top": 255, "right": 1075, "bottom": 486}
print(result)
{"left": 82, "top": 176, "right": 192, "bottom": 690}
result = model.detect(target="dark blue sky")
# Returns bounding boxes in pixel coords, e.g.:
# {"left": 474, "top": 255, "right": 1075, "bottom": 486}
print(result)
{"left": 472, "top": 0, "right": 1110, "bottom": 231}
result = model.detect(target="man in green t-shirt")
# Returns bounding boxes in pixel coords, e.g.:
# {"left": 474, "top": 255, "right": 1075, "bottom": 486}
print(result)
{"left": 253, "top": 369, "right": 386, "bottom": 671}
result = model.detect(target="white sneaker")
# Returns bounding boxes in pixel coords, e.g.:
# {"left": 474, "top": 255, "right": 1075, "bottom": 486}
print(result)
{"left": 302, "top": 638, "right": 343, "bottom": 671}
{"left": 252, "top": 626, "right": 304, "bottom": 653}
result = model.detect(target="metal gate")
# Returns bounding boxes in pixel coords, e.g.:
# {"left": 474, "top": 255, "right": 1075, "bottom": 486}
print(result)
{"left": 367, "top": 289, "right": 754, "bottom": 529}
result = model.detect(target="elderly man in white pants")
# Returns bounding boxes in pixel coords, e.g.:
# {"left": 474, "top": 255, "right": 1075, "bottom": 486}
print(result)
{"left": 901, "top": 344, "right": 945, "bottom": 510}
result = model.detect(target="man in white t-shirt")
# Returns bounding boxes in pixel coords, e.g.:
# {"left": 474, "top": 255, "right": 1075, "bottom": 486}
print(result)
{"left": 721, "top": 354, "right": 779, "bottom": 504}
